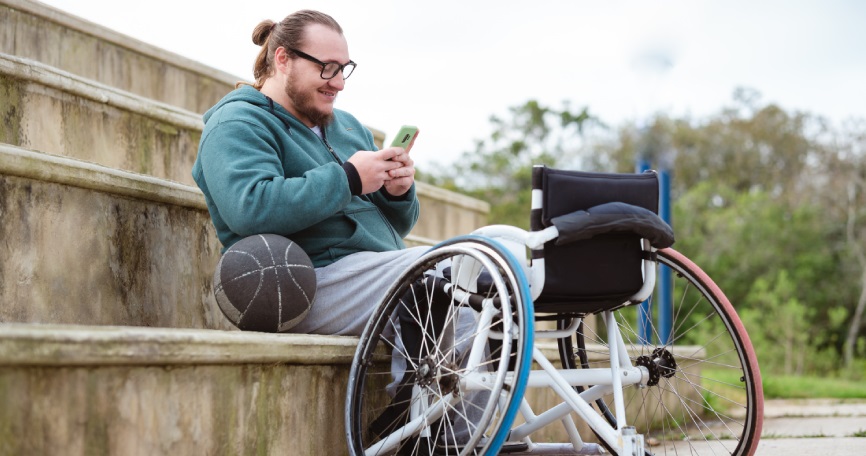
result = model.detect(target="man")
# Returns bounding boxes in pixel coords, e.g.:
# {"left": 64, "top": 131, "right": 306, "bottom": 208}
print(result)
{"left": 192, "top": 10, "right": 427, "bottom": 336}
{"left": 193, "top": 10, "right": 483, "bottom": 450}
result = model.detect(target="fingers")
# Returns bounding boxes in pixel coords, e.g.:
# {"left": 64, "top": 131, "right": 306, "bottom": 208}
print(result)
{"left": 348, "top": 149, "right": 414, "bottom": 195}
{"left": 387, "top": 161, "right": 414, "bottom": 179}
{"left": 377, "top": 147, "right": 414, "bottom": 180}
{"left": 383, "top": 176, "right": 414, "bottom": 197}
{"left": 384, "top": 156, "right": 415, "bottom": 196}
{"left": 380, "top": 146, "right": 407, "bottom": 162}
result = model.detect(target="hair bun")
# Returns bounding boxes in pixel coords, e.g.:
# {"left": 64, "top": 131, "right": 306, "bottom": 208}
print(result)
{"left": 252, "top": 19, "right": 276, "bottom": 46}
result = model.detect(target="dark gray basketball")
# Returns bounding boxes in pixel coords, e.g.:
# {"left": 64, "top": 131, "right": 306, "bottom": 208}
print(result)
{"left": 213, "top": 234, "right": 316, "bottom": 332}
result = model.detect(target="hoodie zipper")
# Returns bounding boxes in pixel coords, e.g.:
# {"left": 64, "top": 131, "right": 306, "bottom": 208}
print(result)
{"left": 321, "top": 134, "right": 344, "bottom": 165}
{"left": 321, "top": 129, "right": 375, "bottom": 203}
{"left": 263, "top": 96, "right": 399, "bottom": 242}
{"left": 321, "top": 126, "right": 401, "bottom": 244}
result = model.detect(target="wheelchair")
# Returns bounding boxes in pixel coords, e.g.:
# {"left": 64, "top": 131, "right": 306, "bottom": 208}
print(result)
{"left": 345, "top": 166, "right": 764, "bottom": 455}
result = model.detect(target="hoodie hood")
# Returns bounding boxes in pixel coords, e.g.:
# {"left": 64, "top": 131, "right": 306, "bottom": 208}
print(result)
{"left": 203, "top": 84, "right": 297, "bottom": 128}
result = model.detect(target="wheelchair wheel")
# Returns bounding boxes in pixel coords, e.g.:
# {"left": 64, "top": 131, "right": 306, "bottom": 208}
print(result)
{"left": 562, "top": 248, "right": 763, "bottom": 456}
{"left": 346, "top": 236, "right": 534, "bottom": 456}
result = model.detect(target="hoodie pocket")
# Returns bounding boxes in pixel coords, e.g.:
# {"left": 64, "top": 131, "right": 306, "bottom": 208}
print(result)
{"left": 328, "top": 206, "right": 401, "bottom": 260}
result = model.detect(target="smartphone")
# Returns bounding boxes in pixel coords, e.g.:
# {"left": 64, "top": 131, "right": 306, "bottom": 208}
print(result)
{"left": 389, "top": 125, "right": 419, "bottom": 149}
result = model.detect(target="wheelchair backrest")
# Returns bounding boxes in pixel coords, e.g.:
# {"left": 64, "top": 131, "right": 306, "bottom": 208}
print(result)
{"left": 530, "top": 166, "right": 660, "bottom": 314}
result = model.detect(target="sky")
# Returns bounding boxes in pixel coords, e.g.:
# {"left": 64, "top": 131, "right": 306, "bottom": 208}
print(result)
{"left": 38, "top": 0, "right": 866, "bottom": 170}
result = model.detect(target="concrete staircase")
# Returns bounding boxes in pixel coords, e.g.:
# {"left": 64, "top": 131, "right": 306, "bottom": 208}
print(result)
{"left": 0, "top": 1, "right": 488, "bottom": 454}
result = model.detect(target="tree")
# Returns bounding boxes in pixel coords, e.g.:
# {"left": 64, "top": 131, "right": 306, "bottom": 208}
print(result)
{"left": 425, "top": 100, "right": 595, "bottom": 228}
{"left": 599, "top": 90, "right": 865, "bottom": 372}
{"left": 813, "top": 119, "right": 866, "bottom": 368}
{"left": 423, "top": 92, "right": 866, "bottom": 375}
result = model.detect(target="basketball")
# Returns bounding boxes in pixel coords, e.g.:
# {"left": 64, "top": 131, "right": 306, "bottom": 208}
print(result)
{"left": 213, "top": 234, "right": 317, "bottom": 332}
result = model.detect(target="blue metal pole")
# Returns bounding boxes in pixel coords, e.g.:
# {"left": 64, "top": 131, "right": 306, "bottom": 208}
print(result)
{"left": 658, "top": 169, "right": 673, "bottom": 345}
{"left": 636, "top": 159, "right": 653, "bottom": 345}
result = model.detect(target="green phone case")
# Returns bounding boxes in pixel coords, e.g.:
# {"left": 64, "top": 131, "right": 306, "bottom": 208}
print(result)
{"left": 390, "top": 125, "right": 418, "bottom": 147}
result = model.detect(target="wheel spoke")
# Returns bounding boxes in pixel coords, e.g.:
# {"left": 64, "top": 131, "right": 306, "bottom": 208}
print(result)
{"left": 346, "top": 238, "right": 533, "bottom": 456}
{"left": 564, "top": 249, "right": 762, "bottom": 456}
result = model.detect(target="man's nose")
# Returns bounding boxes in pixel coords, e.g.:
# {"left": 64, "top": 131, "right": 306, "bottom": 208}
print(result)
{"left": 328, "top": 74, "right": 346, "bottom": 90}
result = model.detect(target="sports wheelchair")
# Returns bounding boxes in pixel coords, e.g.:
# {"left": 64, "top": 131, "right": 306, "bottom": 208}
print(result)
{"left": 345, "top": 166, "right": 764, "bottom": 455}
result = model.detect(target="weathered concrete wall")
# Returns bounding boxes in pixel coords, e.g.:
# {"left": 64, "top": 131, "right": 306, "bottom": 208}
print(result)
{"left": 0, "top": 53, "right": 487, "bottom": 247}
{"left": 412, "top": 182, "right": 489, "bottom": 245}
{"left": 0, "top": 0, "right": 238, "bottom": 114}
{"left": 0, "top": 144, "right": 486, "bottom": 327}
{"left": 0, "top": 54, "right": 202, "bottom": 186}
{"left": 1, "top": 364, "right": 349, "bottom": 455}
{"left": 0, "top": 325, "right": 702, "bottom": 454}
{"left": 0, "top": 177, "right": 225, "bottom": 328}
{"left": 0, "top": 325, "right": 362, "bottom": 456}
{"left": 0, "top": 3, "right": 492, "bottom": 453}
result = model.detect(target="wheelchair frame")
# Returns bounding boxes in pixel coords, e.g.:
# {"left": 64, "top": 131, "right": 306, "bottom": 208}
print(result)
{"left": 345, "top": 167, "right": 764, "bottom": 456}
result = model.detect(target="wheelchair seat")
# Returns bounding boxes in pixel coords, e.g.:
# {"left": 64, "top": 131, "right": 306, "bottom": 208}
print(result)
{"left": 531, "top": 166, "right": 668, "bottom": 315}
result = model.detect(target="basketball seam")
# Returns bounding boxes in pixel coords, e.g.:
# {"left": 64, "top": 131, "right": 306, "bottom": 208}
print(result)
{"left": 284, "top": 241, "right": 314, "bottom": 307}
{"left": 260, "top": 234, "right": 283, "bottom": 328}
{"left": 215, "top": 234, "right": 316, "bottom": 332}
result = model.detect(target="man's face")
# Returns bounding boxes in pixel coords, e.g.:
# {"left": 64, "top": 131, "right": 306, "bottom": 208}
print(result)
{"left": 284, "top": 24, "right": 349, "bottom": 128}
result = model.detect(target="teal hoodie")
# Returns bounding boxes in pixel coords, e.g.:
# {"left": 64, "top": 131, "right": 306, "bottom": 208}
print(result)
{"left": 192, "top": 85, "right": 420, "bottom": 267}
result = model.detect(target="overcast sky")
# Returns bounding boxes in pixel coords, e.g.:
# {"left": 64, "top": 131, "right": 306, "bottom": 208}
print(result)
{"left": 39, "top": 0, "right": 866, "bottom": 169}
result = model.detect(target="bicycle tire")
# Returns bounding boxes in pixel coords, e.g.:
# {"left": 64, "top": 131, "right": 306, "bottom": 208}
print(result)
{"left": 563, "top": 248, "right": 763, "bottom": 456}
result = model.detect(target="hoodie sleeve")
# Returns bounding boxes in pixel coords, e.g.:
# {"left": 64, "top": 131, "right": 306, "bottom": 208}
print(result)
{"left": 197, "top": 110, "right": 352, "bottom": 238}
{"left": 369, "top": 186, "right": 421, "bottom": 238}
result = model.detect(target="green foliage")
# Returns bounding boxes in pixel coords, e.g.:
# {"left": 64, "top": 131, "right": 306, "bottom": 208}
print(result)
{"left": 425, "top": 100, "right": 595, "bottom": 228}
{"left": 740, "top": 270, "right": 842, "bottom": 375}
{"left": 673, "top": 185, "right": 852, "bottom": 362}
{"left": 426, "top": 90, "right": 866, "bottom": 382}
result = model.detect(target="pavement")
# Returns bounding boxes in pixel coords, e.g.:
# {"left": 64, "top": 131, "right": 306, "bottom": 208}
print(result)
{"left": 755, "top": 398, "right": 866, "bottom": 455}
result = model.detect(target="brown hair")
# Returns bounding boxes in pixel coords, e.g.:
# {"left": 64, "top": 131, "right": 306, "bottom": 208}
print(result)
{"left": 247, "top": 10, "right": 343, "bottom": 89}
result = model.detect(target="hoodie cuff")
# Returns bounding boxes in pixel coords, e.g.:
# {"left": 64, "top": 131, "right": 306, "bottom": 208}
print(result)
{"left": 342, "top": 162, "right": 362, "bottom": 196}
{"left": 380, "top": 184, "right": 413, "bottom": 201}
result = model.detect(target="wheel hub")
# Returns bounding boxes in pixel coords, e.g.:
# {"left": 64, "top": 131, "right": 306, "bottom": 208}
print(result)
{"left": 415, "top": 357, "right": 460, "bottom": 395}
{"left": 415, "top": 358, "right": 436, "bottom": 387}
{"left": 636, "top": 348, "right": 677, "bottom": 387}
{"left": 652, "top": 347, "right": 677, "bottom": 379}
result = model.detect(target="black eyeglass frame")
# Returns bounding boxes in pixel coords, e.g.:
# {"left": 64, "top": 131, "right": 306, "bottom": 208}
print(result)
{"left": 287, "top": 47, "right": 356, "bottom": 80}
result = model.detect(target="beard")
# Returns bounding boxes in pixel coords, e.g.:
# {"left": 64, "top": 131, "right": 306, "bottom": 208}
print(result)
{"left": 285, "top": 74, "right": 334, "bottom": 128}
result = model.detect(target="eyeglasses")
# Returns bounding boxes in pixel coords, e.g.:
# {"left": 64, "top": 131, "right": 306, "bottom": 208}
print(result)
{"left": 287, "top": 48, "right": 356, "bottom": 80}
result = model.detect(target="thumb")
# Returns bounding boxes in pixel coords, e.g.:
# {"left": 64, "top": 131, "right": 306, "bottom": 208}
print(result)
{"left": 380, "top": 147, "right": 404, "bottom": 160}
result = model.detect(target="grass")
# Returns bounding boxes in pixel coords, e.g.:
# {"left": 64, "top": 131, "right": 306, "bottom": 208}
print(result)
{"left": 762, "top": 373, "right": 866, "bottom": 399}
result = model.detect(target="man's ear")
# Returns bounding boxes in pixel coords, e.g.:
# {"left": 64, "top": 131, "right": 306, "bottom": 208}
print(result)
{"left": 273, "top": 46, "right": 291, "bottom": 74}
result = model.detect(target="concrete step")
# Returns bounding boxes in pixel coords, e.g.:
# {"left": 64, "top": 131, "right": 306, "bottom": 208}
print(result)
{"left": 0, "top": 0, "right": 237, "bottom": 114}
{"left": 0, "top": 324, "right": 628, "bottom": 455}
{"left": 761, "top": 398, "right": 866, "bottom": 438}
{"left": 0, "top": 51, "right": 488, "bottom": 243}
{"left": 1, "top": 52, "right": 203, "bottom": 186}
{"left": 757, "top": 398, "right": 866, "bottom": 455}
{"left": 0, "top": 143, "right": 226, "bottom": 328}
{"left": 0, "top": 143, "right": 488, "bottom": 327}
{"left": 0, "top": 4, "right": 493, "bottom": 454}
{"left": 0, "top": 323, "right": 359, "bottom": 455}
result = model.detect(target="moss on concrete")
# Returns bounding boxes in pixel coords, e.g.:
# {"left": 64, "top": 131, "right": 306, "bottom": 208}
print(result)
{"left": 0, "top": 362, "right": 354, "bottom": 455}
{"left": 0, "top": 74, "right": 22, "bottom": 145}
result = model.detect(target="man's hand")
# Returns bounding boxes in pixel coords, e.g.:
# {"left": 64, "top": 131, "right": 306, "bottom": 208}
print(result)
{"left": 383, "top": 149, "right": 415, "bottom": 197}
{"left": 347, "top": 147, "right": 412, "bottom": 195}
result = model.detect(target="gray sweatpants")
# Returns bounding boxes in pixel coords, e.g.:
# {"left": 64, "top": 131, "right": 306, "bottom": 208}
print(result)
{"left": 294, "top": 245, "right": 485, "bottom": 442}
{"left": 287, "top": 246, "right": 430, "bottom": 336}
